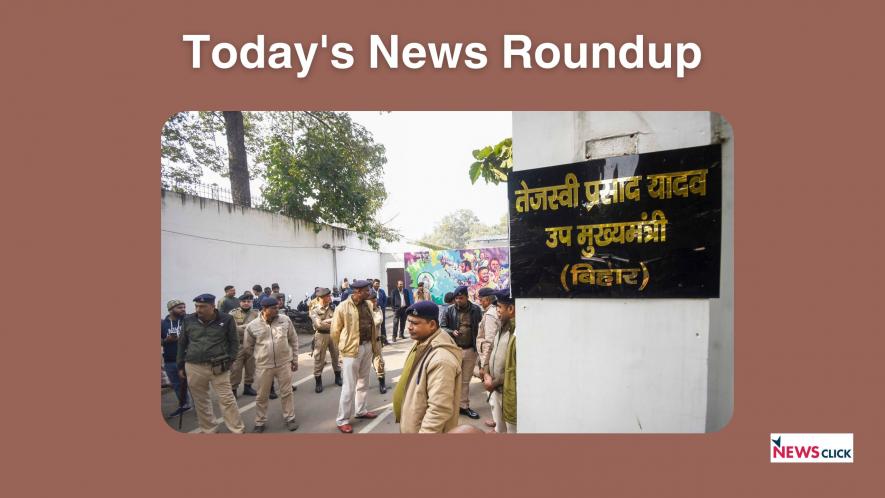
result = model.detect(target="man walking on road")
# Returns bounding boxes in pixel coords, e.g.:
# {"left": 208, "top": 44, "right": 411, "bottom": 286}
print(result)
{"left": 390, "top": 280, "right": 413, "bottom": 342}
{"left": 475, "top": 287, "right": 501, "bottom": 428}
{"left": 309, "top": 287, "right": 342, "bottom": 393}
{"left": 393, "top": 301, "right": 462, "bottom": 433}
{"left": 243, "top": 296, "right": 300, "bottom": 432}
{"left": 331, "top": 280, "right": 381, "bottom": 433}
{"left": 162, "top": 299, "right": 190, "bottom": 417}
{"left": 229, "top": 294, "right": 259, "bottom": 397}
{"left": 177, "top": 294, "right": 245, "bottom": 434}
{"left": 441, "top": 286, "right": 483, "bottom": 420}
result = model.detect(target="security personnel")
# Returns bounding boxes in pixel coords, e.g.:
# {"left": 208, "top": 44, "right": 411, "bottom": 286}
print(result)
{"left": 229, "top": 294, "right": 259, "bottom": 397}
{"left": 484, "top": 289, "right": 517, "bottom": 433}
{"left": 243, "top": 296, "right": 300, "bottom": 432}
{"left": 440, "top": 285, "right": 483, "bottom": 419}
{"left": 475, "top": 287, "right": 501, "bottom": 428}
{"left": 217, "top": 285, "right": 239, "bottom": 313}
{"left": 368, "top": 289, "right": 387, "bottom": 394}
{"left": 331, "top": 280, "right": 380, "bottom": 433}
{"left": 177, "top": 294, "right": 245, "bottom": 434}
{"left": 392, "top": 300, "right": 462, "bottom": 433}
{"left": 309, "top": 287, "right": 342, "bottom": 393}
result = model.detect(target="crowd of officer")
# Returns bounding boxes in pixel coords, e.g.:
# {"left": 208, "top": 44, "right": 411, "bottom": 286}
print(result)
{"left": 161, "top": 279, "right": 517, "bottom": 434}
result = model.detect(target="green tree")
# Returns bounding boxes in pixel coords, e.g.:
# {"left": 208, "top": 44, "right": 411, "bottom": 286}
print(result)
{"left": 161, "top": 111, "right": 264, "bottom": 202}
{"left": 161, "top": 111, "right": 398, "bottom": 248}
{"left": 469, "top": 137, "right": 513, "bottom": 185}
{"left": 259, "top": 112, "right": 398, "bottom": 249}
{"left": 421, "top": 210, "right": 507, "bottom": 249}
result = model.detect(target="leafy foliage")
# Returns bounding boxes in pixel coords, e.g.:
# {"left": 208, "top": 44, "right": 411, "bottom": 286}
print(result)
{"left": 469, "top": 137, "right": 512, "bottom": 185}
{"left": 160, "top": 112, "right": 264, "bottom": 191}
{"left": 161, "top": 111, "right": 398, "bottom": 249}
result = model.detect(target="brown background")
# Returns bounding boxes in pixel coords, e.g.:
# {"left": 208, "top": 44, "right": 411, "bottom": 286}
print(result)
{"left": 3, "top": 0, "right": 883, "bottom": 496}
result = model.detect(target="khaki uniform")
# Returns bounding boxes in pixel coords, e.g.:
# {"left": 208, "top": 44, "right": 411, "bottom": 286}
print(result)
{"left": 228, "top": 307, "right": 259, "bottom": 391}
{"left": 177, "top": 311, "right": 244, "bottom": 434}
{"left": 502, "top": 321, "right": 517, "bottom": 432}
{"left": 243, "top": 314, "right": 299, "bottom": 427}
{"left": 371, "top": 304, "right": 385, "bottom": 378}
{"left": 396, "top": 329, "right": 462, "bottom": 433}
{"left": 331, "top": 297, "right": 380, "bottom": 425}
{"left": 457, "top": 309, "right": 477, "bottom": 409}
{"left": 185, "top": 362, "right": 245, "bottom": 433}
{"left": 309, "top": 303, "right": 341, "bottom": 376}
{"left": 487, "top": 320, "right": 512, "bottom": 433}
{"left": 475, "top": 304, "right": 500, "bottom": 376}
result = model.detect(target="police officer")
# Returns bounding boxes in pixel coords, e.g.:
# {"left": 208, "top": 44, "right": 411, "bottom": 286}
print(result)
{"left": 483, "top": 289, "right": 517, "bottom": 433}
{"left": 475, "top": 287, "right": 501, "bottom": 428}
{"left": 369, "top": 289, "right": 387, "bottom": 394}
{"left": 392, "top": 300, "right": 462, "bottom": 433}
{"left": 331, "top": 280, "right": 380, "bottom": 433}
{"left": 243, "top": 296, "right": 299, "bottom": 432}
{"left": 229, "top": 294, "right": 259, "bottom": 397}
{"left": 440, "top": 285, "right": 483, "bottom": 419}
{"left": 177, "top": 294, "right": 245, "bottom": 434}
{"left": 309, "top": 287, "right": 342, "bottom": 393}
{"left": 217, "top": 285, "right": 239, "bottom": 313}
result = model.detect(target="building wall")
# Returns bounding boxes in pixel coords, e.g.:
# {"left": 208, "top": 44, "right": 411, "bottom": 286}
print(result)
{"left": 512, "top": 111, "right": 733, "bottom": 432}
{"left": 161, "top": 191, "right": 390, "bottom": 316}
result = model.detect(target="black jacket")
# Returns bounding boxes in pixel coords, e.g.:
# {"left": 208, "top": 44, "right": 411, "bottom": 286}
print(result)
{"left": 441, "top": 302, "right": 482, "bottom": 349}
{"left": 176, "top": 311, "right": 238, "bottom": 369}
{"left": 389, "top": 288, "right": 413, "bottom": 308}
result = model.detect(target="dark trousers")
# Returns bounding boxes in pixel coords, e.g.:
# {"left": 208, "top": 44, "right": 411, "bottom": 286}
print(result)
{"left": 392, "top": 307, "right": 407, "bottom": 338}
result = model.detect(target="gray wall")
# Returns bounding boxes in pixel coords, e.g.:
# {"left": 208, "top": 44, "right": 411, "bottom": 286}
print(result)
{"left": 161, "top": 191, "right": 391, "bottom": 315}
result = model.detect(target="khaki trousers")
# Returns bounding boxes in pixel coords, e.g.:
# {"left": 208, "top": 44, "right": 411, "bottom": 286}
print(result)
{"left": 459, "top": 348, "right": 477, "bottom": 409}
{"left": 312, "top": 332, "right": 341, "bottom": 376}
{"left": 489, "top": 390, "right": 507, "bottom": 433}
{"left": 254, "top": 364, "right": 295, "bottom": 426}
{"left": 229, "top": 347, "right": 256, "bottom": 390}
{"left": 336, "top": 342, "right": 373, "bottom": 426}
{"left": 185, "top": 362, "right": 245, "bottom": 434}
{"left": 372, "top": 352, "right": 385, "bottom": 378}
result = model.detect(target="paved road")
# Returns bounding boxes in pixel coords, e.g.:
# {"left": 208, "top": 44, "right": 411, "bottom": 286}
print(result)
{"left": 161, "top": 311, "right": 494, "bottom": 434}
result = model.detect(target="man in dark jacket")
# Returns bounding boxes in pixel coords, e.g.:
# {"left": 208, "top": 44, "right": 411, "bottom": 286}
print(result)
{"left": 161, "top": 299, "right": 191, "bottom": 417}
{"left": 389, "top": 280, "right": 413, "bottom": 342}
{"left": 217, "top": 285, "right": 239, "bottom": 313}
{"left": 177, "top": 294, "right": 245, "bottom": 434}
{"left": 440, "top": 285, "right": 483, "bottom": 419}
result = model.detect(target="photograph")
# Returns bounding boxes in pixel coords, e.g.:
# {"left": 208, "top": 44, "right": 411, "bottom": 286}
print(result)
{"left": 161, "top": 111, "right": 733, "bottom": 434}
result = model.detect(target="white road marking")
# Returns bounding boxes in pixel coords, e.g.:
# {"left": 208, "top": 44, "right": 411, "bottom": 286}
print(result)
{"left": 359, "top": 404, "right": 393, "bottom": 433}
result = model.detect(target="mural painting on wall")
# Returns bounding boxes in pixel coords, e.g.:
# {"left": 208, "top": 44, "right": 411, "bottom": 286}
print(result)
{"left": 403, "top": 248, "right": 511, "bottom": 304}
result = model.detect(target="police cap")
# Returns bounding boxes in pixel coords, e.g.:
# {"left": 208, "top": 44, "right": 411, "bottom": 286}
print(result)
{"left": 406, "top": 301, "right": 440, "bottom": 322}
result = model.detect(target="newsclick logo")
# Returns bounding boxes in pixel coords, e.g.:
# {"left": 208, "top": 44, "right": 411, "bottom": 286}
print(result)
{"left": 770, "top": 433, "right": 853, "bottom": 463}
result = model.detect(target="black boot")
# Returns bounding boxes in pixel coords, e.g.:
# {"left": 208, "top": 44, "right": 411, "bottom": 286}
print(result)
{"left": 334, "top": 370, "right": 343, "bottom": 386}
{"left": 315, "top": 376, "right": 323, "bottom": 393}
{"left": 242, "top": 384, "right": 257, "bottom": 396}
{"left": 269, "top": 386, "right": 278, "bottom": 400}
{"left": 378, "top": 375, "right": 387, "bottom": 394}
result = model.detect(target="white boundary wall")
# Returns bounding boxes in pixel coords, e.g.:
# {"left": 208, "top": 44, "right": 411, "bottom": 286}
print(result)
{"left": 161, "top": 191, "right": 390, "bottom": 316}
{"left": 512, "top": 112, "right": 734, "bottom": 433}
